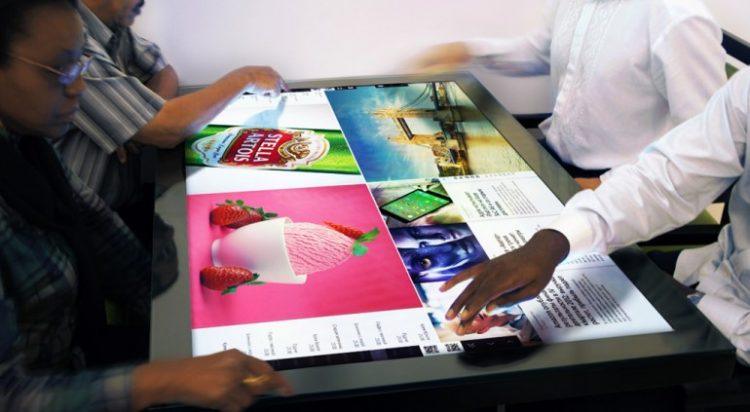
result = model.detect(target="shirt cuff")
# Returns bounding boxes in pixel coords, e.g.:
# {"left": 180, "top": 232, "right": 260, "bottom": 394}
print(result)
{"left": 696, "top": 294, "right": 746, "bottom": 346}
{"left": 465, "top": 38, "right": 497, "bottom": 57}
{"left": 147, "top": 56, "right": 168, "bottom": 79}
{"left": 90, "top": 366, "right": 135, "bottom": 412}
{"left": 545, "top": 211, "right": 596, "bottom": 256}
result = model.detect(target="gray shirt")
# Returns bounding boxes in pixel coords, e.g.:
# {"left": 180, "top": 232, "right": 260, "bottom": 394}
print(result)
{"left": 54, "top": 4, "right": 166, "bottom": 208}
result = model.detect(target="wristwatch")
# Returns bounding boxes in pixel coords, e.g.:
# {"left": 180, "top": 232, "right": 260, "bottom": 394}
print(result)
{"left": 687, "top": 291, "right": 705, "bottom": 306}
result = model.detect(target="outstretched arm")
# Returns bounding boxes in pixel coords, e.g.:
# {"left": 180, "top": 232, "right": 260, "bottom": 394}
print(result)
{"left": 133, "top": 66, "right": 286, "bottom": 149}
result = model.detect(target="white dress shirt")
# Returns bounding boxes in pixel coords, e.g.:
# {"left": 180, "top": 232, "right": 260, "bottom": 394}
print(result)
{"left": 469, "top": 0, "right": 727, "bottom": 170}
{"left": 548, "top": 68, "right": 750, "bottom": 363}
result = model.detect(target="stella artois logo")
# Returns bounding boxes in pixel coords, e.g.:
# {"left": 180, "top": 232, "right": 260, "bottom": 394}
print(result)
{"left": 192, "top": 128, "right": 329, "bottom": 169}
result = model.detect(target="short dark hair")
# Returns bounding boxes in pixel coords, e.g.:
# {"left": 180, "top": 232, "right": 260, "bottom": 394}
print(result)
{"left": 0, "top": 0, "right": 78, "bottom": 67}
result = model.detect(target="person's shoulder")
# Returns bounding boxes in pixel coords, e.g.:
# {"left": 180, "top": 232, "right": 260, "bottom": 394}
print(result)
{"left": 646, "top": 0, "right": 720, "bottom": 47}
{"left": 647, "top": 0, "right": 716, "bottom": 27}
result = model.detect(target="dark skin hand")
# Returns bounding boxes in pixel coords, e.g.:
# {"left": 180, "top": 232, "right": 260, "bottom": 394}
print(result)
{"left": 575, "top": 177, "right": 602, "bottom": 191}
{"left": 441, "top": 229, "right": 570, "bottom": 334}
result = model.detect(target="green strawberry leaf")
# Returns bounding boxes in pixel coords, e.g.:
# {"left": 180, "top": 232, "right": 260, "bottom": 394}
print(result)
{"left": 250, "top": 281, "right": 266, "bottom": 286}
{"left": 238, "top": 274, "right": 261, "bottom": 287}
{"left": 353, "top": 242, "right": 369, "bottom": 257}
{"left": 225, "top": 199, "right": 233, "bottom": 204}
{"left": 222, "top": 274, "right": 261, "bottom": 293}
{"left": 237, "top": 203, "right": 278, "bottom": 220}
{"left": 221, "top": 286, "right": 238, "bottom": 295}
{"left": 357, "top": 228, "right": 380, "bottom": 243}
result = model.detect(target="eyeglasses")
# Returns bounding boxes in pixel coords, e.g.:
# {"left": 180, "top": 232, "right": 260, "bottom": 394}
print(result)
{"left": 6, "top": 53, "right": 93, "bottom": 86}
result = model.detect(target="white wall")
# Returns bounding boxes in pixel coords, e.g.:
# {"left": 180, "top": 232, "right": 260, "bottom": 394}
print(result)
{"left": 133, "top": 0, "right": 552, "bottom": 113}
{"left": 708, "top": 0, "right": 750, "bottom": 40}
{"left": 133, "top": 0, "right": 747, "bottom": 114}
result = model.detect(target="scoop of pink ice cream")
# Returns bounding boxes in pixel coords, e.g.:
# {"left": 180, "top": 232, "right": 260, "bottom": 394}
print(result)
{"left": 283, "top": 222, "right": 354, "bottom": 275}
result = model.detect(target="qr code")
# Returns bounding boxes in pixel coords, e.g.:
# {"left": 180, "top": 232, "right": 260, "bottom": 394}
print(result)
{"left": 444, "top": 343, "right": 462, "bottom": 353}
{"left": 423, "top": 345, "right": 439, "bottom": 354}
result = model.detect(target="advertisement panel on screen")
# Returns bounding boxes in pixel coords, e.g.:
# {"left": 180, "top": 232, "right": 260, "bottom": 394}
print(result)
{"left": 184, "top": 82, "right": 672, "bottom": 370}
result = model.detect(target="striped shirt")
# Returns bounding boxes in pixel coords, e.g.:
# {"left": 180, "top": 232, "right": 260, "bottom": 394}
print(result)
{"left": 0, "top": 130, "right": 150, "bottom": 410}
{"left": 54, "top": 4, "right": 166, "bottom": 208}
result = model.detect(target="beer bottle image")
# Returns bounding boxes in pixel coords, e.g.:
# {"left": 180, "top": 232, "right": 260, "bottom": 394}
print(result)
{"left": 186, "top": 126, "right": 361, "bottom": 174}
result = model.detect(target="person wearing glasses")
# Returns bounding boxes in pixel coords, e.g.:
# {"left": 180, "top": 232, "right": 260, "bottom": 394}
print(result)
{"left": 0, "top": 0, "right": 292, "bottom": 410}
{"left": 53, "top": 0, "right": 287, "bottom": 212}
{"left": 413, "top": 0, "right": 727, "bottom": 187}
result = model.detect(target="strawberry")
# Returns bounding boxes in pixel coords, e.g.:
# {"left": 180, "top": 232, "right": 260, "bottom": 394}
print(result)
{"left": 324, "top": 222, "right": 380, "bottom": 257}
{"left": 324, "top": 221, "right": 365, "bottom": 239}
{"left": 210, "top": 200, "right": 277, "bottom": 228}
{"left": 210, "top": 204, "right": 261, "bottom": 228}
{"left": 200, "top": 266, "right": 261, "bottom": 295}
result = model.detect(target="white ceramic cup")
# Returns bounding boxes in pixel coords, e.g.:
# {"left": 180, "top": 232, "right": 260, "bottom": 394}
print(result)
{"left": 211, "top": 217, "right": 307, "bottom": 284}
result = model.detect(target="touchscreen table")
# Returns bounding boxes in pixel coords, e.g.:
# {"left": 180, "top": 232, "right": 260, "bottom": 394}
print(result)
{"left": 151, "top": 73, "right": 735, "bottom": 405}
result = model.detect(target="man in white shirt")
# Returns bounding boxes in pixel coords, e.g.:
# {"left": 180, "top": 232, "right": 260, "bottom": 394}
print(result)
{"left": 441, "top": 68, "right": 750, "bottom": 363}
{"left": 414, "top": 0, "right": 727, "bottom": 177}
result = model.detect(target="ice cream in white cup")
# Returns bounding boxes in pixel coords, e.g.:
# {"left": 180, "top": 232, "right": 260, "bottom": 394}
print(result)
{"left": 211, "top": 217, "right": 358, "bottom": 285}
{"left": 212, "top": 218, "right": 304, "bottom": 284}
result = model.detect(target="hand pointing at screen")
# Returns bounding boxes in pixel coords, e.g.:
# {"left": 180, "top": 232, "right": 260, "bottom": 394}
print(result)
{"left": 441, "top": 230, "right": 569, "bottom": 333}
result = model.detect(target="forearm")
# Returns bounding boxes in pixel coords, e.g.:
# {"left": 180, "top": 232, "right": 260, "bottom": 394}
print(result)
{"left": 549, "top": 162, "right": 724, "bottom": 256}
{"left": 146, "top": 65, "right": 179, "bottom": 100}
{"left": 132, "top": 350, "right": 294, "bottom": 411}
{"left": 132, "top": 362, "right": 178, "bottom": 411}
{"left": 133, "top": 67, "right": 258, "bottom": 148}
{"left": 550, "top": 74, "right": 747, "bottom": 255}
{"left": 469, "top": 36, "right": 551, "bottom": 76}
{"left": 469, "top": 2, "right": 553, "bottom": 76}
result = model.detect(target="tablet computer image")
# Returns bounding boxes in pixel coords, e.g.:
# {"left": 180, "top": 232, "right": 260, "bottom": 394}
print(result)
{"left": 380, "top": 189, "right": 452, "bottom": 223}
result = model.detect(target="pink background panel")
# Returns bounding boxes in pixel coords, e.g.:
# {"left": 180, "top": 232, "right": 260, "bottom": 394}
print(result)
{"left": 187, "top": 184, "right": 421, "bottom": 329}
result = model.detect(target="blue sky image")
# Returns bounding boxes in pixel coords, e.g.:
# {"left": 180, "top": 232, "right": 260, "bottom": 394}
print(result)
{"left": 326, "top": 84, "right": 443, "bottom": 182}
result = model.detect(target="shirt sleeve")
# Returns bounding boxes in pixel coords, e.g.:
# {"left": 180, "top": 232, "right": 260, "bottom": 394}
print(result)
{"left": 547, "top": 68, "right": 748, "bottom": 256}
{"left": 75, "top": 34, "right": 166, "bottom": 154}
{"left": 697, "top": 294, "right": 750, "bottom": 365}
{"left": 125, "top": 30, "right": 169, "bottom": 83}
{"left": 466, "top": 0, "right": 556, "bottom": 76}
{"left": 650, "top": 15, "right": 727, "bottom": 125}
{"left": 547, "top": 69, "right": 749, "bottom": 360}
{"left": 0, "top": 267, "right": 134, "bottom": 411}
{"left": 65, "top": 167, "right": 151, "bottom": 318}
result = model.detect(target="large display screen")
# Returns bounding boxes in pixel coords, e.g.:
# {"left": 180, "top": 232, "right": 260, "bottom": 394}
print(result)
{"left": 184, "top": 81, "right": 672, "bottom": 370}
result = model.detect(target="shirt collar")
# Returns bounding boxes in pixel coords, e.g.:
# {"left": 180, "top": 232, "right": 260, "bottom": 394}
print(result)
{"left": 77, "top": 3, "right": 117, "bottom": 47}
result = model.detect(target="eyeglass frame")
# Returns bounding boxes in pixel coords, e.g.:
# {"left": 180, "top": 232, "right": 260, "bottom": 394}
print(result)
{"left": 4, "top": 52, "right": 94, "bottom": 86}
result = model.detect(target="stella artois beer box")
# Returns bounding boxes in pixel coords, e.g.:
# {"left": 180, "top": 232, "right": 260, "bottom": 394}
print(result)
{"left": 190, "top": 127, "right": 328, "bottom": 168}
{"left": 186, "top": 127, "right": 361, "bottom": 174}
